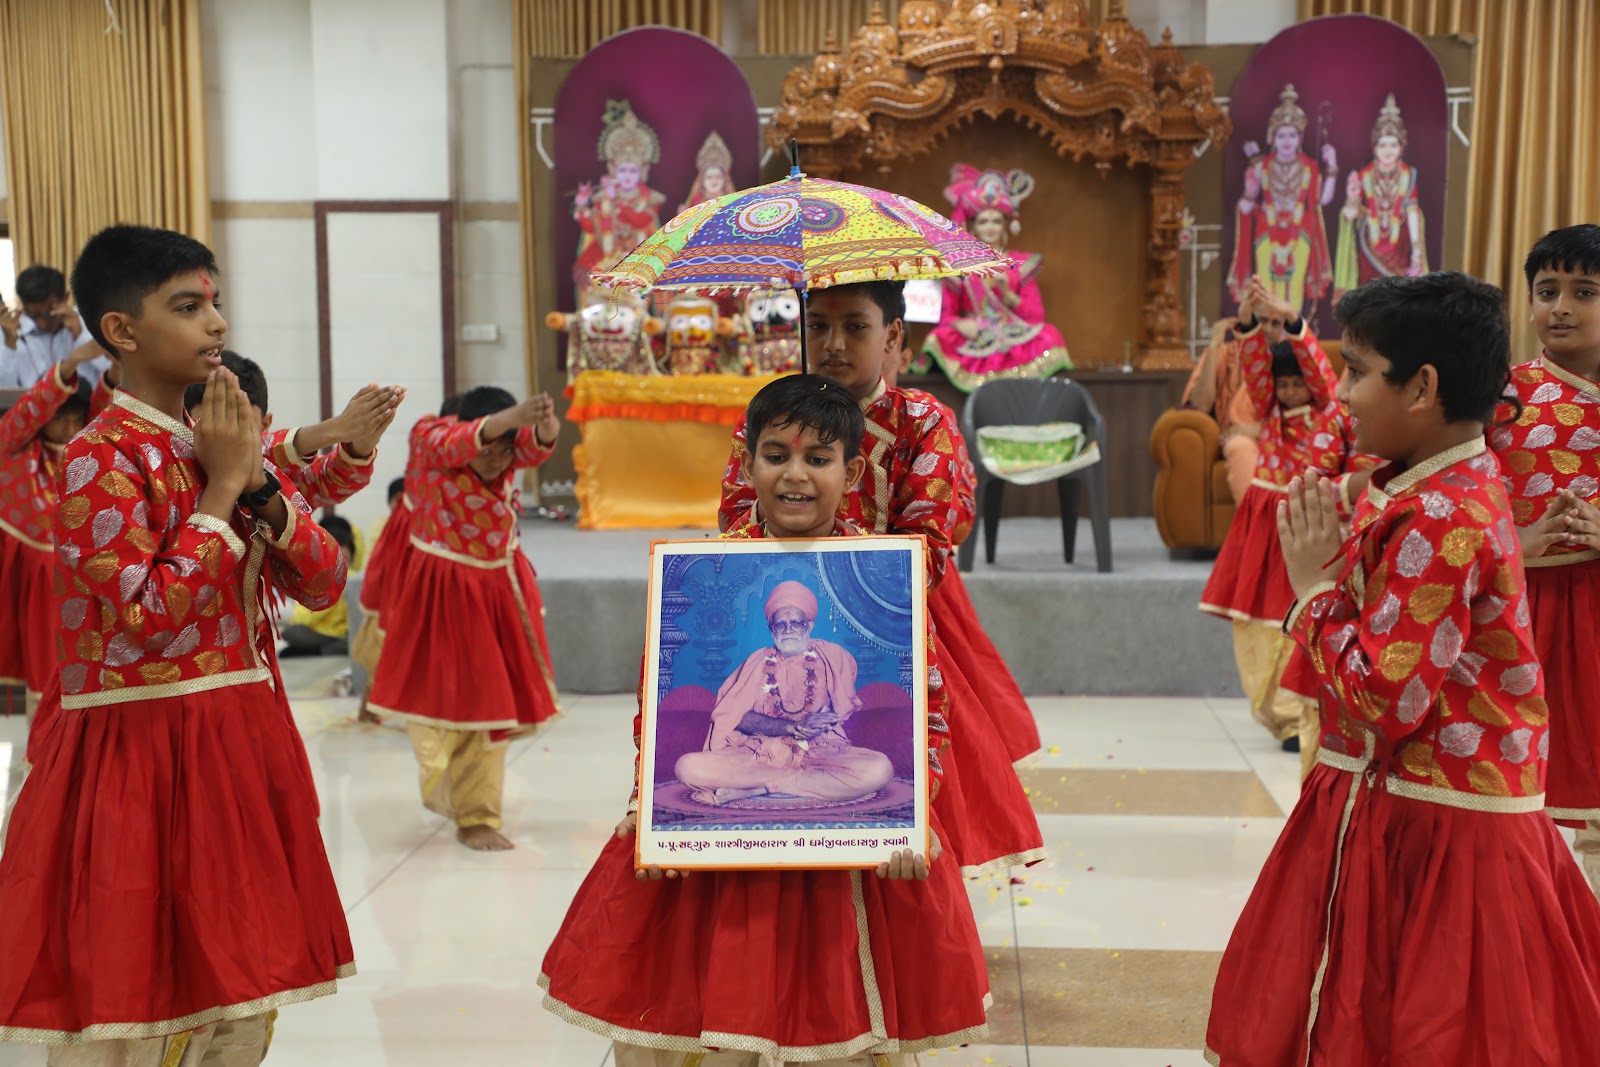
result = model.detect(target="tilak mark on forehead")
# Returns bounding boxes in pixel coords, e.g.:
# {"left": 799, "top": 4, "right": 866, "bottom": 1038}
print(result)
{"left": 200, "top": 273, "right": 215, "bottom": 300}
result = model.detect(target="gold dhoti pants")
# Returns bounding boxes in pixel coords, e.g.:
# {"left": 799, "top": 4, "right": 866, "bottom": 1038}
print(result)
{"left": 46, "top": 1012, "right": 275, "bottom": 1066}
{"left": 612, "top": 1044, "right": 915, "bottom": 1066}
{"left": 349, "top": 614, "right": 384, "bottom": 676}
{"left": 1230, "top": 619, "right": 1308, "bottom": 742}
{"left": 1574, "top": 820, "right": 1600, "bottom": 901}
{"left": 406, "top": 723, "right": 506, "bottom": 829}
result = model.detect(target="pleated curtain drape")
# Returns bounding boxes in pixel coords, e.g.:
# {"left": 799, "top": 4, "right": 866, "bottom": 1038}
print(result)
{"left": 1301, "top": 0, "right": 1600, "bottom": 356}
{"left": 519, "top": 0, "right": 722, "bottom": 56}
{"left": 0, "top": 0, "right": 209, "bottom": 275}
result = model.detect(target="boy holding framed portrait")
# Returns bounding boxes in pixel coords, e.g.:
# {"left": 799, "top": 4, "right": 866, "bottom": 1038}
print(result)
{"left": 539, "top": 374, "right": 990, "bottom": 1065}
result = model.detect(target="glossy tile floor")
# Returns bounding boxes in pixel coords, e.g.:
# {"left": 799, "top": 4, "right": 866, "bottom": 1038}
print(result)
{"left": 0, "top": 662, "right": 1313, "bottom": 1067}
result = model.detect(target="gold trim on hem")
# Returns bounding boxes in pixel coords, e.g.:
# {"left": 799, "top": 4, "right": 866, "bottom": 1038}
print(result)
{"left": 60, "top": 667, "right": 274, "bottom": 709}
{"left": 959, "top": 846, "right": 1049, "bottom": 880}
{"left": 1283, "top": 582, "right": 1337, "bottom": 635}
{"left": 506, "top": 556, "right": 562, "bottom": 714}
{"left": 0, "top": 517, "right": 52, "bottom": 553}
{"left": 408, "top": 536, "right": 514, "bottom": 569}
{"left": 1301, "top": 755, "right": 1364, "bottom": 1065}
{"left": 0, "top": 962, "right": 355, "bottom": 1047}
{"left": 362, "top": 703, "right": 522, "bottom": 733}
{"left": 1198, "top": 602, "right": 1280, "bottom": 627}
{"left": 1204, "top": 1046, "right": 1222, "bottom": 1066}
{"left": 537, "top": 973, "right": 989, "bottom": 1061}
{"left": 1546, "top": 805, "right": 1600, "bottom": 821}
{"left": 1317, "top": 748, "right": 1545, "bottom": 812}
{"left": 848, "top": 870, "right": 889, "bottom": 1043}
{"left": 1525, "top": 549, "right": 1600, "bottom": 568}
{"left": 1248, "top": 478, "right": 1292, "bottom": 494}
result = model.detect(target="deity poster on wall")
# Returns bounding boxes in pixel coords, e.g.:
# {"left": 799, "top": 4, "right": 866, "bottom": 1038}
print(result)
{"left": 551, "top": 27, "right": 759, "bottom": 369}
{"left": 1220, "top": 14, "right": 1447, "bottom": 338}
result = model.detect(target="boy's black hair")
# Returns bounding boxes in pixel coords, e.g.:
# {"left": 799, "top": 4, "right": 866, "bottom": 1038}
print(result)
{"left": 317, "top": 512, "right": 358, "bottom": 558}
{"left": 457, "top": 386, "right": 517, "bottom": 427}
{"left": 745, "top": 374, "right": 863, "bottom": 461}
{"left": 1269, "top": 341, "right": 1302, "bottom": 381}
{"left": 441, "top": 392, "right": 464, "bottom": 418}
{"left": 387, "top": 476, "right": 406, "bottom": 502}
{"left": 820, "top": 280, "right": 906, "bottom": 328}
{"left": 72, "top": 226, "right": 219, "bottom": 352}
{"left": 53, "top": 380, "right": 94, "bottom": 423}
{"left": 181, "top": 351, "right": 266, "bottom": 414}
{"left": 1523, "top": 225, "right": 1600, "bottom": 290}
{"left": 1335, "top": 272, "right": 1511, "bottom": 424}
{"left": 16, "top": 265, "right": 67, "bottom": 305}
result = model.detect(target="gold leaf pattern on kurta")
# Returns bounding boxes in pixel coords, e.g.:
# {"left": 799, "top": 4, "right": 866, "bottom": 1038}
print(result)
{"left": 51, "top": 397, "right": 347, "bottom": 703}
{"left": 1295, "top": 442, "right": 1547, "bottom": 799}
{"left": 1236, "top": 324, "right": 1372, "bottom": 492}
{"left": 263, "top": 429, "right": 376, "bottom": 509}
{"left": 1492, "top": 360, "right": 1600, "bottom": 560}
{"left": 405, "top": 416, "right": 551, "bottom": 563}
{"left": 0, "top": 369, "right": 113, "bottom": 547}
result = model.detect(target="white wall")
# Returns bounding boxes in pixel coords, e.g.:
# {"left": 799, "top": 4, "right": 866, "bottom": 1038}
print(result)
{"left": 201, "top": 0, "right": 523, "bottom": 532}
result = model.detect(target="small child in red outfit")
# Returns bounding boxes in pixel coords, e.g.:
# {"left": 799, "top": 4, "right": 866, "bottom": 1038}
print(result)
{"left": 367, "top": 385, "right": 562, "bottom": 850}
{"left": 1201, "top": 276, "right": 1363, "bottom": 750}
{"left": 0, "top": 342, "right": 115, "bottom": 720}
{"left": 0, "top": 225, "right": 353, "bottom": 1063}
{"left": 542, "top": 374, "right": 990, "bottom": 1065}
{"left": 1206, "top": 272, "right": 1600, "bottom": 1066}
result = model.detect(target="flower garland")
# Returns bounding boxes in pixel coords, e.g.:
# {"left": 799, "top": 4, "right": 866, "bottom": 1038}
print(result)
{"left": 763, "top": 647, "right": 819, "bottom": 716}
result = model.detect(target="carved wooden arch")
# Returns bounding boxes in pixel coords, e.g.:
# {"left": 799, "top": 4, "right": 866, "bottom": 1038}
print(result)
{"left": 767, "top": 0, "right": 1231, "bottom": 369}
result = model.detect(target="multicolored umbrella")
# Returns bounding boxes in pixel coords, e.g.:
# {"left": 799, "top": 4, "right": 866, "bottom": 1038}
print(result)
{"left": 592, "top": 168, "right": 1008, "bottom": 296}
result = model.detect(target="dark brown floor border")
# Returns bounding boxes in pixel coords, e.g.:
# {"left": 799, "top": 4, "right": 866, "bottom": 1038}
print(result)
{"left": 313, "top": 200, "right": 456, "bottom": 419}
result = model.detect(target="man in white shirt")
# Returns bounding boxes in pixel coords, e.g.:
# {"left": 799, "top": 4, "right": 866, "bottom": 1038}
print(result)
{"left": 0, "top": 264, "right": 110, "bottom": 388}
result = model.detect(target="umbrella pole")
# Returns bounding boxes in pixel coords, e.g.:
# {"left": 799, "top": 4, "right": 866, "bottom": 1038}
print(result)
{"left": 800, "top": 289, "right": 808, "bottom": 374}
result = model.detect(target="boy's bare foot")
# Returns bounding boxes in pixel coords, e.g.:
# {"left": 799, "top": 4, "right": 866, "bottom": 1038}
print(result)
{"left": 357, "top": 708, "right": 381, "bottom": 725}
{"left": 457, "top": 825, "right": 514, "bottom": 851}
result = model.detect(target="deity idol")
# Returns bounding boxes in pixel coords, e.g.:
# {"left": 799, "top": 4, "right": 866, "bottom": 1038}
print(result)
{"left": 545, "top": 287, "right": 661, "bottom": 381}
{"left": 1229, "top": 84, "right": 1337, "bottom": 317}
{"left": 660, "top": 295, "right": 726, "bottom": 376}
{"left": 919, "top": 164, "right": 1072, "bottom": 392}
{"left": 733, "top": 289, "right": 802, "bottom": 376}
{"left": 572, "top": 99, "right": 666, "bottom": 292}
{"left": 680, "top": 131, "right": 734, "bottom": 212}
{"left": 1334, "top": 94, "right": 1428, "bottom": 295}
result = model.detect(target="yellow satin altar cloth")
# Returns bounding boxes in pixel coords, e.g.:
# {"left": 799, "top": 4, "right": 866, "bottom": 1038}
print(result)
{"left": 565, "top": 371, "right": 778, "bottom": 530}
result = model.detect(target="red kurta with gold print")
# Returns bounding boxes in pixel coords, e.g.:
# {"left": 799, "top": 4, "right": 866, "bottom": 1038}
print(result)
{"left": 367, "top": 414, "right": 562, "bottom": 734}
{"left": 718, "top": 382, "right": 976, "bottom": 585}
{"left": 1238, "top": 321, "right": 1356, "bottom": 490}
{"left": 1491, "top": 356, "right": 1600, "bottom": 822}
{"left": 1206, "top": 437, "right": 1600, "bottom": 1067}
{"left": 0, "top": 366, "right": 114, "bottom": 550}
{"left": 263, "top": 428, "right": 377, "bottom": 510}
{"left": 52, "top": 395, "right": 347, "bottom": 704}
{"left": 1294, "top": 440, "right": 1547, "bottom": 801}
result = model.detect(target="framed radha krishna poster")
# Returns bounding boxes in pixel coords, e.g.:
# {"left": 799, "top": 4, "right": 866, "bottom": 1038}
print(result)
{"left": 637, "top": 536, "right": 930, "bottom": 870}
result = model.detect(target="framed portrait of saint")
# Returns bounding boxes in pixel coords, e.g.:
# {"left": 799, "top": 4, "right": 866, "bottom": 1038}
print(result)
{"left": 637, "top": 536, "right": 931, "bottom": 870}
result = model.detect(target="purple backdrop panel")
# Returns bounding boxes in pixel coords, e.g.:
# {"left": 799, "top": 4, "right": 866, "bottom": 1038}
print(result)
{"left": 1220, "top": 14, "right": 1448, "bottom": 340}
{"left": 551, "top": 26, "right": 760, "bottom": 369}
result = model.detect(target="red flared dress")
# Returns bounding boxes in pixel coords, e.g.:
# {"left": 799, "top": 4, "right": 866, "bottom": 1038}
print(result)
{"left": 1492, "top": 356, "right": 1600, "bottom": 827}
{"left": 1206, "top": 441, "right": 1600, "bottom": 1066}
{"left": 0, "top": 367, "right": 112, "bottom": 696}
{"left": 1200, "top": 323, "right": 1357, "bottom": 626}
{"left": 367, "top": 415, "right": 560, "bottom": 740}
{"left": 540, "top": 521, "right": 991, "bottom": 1058}
{"left": 0, "top": 393, "right": 354, "bottom": 1045}
{"left": 719, "top": 384, "right": 1044, "bottom": 874}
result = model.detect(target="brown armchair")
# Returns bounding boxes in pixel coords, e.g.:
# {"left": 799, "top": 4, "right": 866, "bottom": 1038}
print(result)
{"left": 1149, "top": 339, "right": 1343, "bottom": 551}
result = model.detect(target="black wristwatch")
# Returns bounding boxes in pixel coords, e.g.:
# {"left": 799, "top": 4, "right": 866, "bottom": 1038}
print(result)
{"left": 238, "top": 469, "right": 281, "bottom": 510}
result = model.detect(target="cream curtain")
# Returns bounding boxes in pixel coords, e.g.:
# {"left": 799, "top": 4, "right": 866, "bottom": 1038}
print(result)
{"left": 757, "top": 0, "right": 900, "bottom": 52}
{"left": 1301, "top": 0, "right": 1600, "bottom": 355}
{"left": 0, "top": 0, "right": 209, "bottom": 274}
{"left": 521, "top": 0, "right": 722, "bottom": 56}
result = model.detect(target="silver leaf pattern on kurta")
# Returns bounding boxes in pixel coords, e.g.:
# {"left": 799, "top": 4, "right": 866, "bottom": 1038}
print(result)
{"left": 1396, "top": 529, "right": 1434, "bottom": 578}
{"left": 91, "top": 508, "right": 124, "bottom": 549}
{"left": 1397, "top": 676, "right": 1432, "bottom": 724}
{"left": 60, "top": 597, "right": 88, "bottom": 629}
{"left": 104, "top": 633, "right": 145, "bottom": 667}
{"left": 63, "top": 455, "right": 99, "bottom": 494}
{"left": 1430, "top": 617, "right": 1464, "bottom": 668}
{"left": 117, "top": 563, "right": 149, "bottom": 604}
{"left": 1370, "top": 593, "right": 1401, "bottom": 635}
{"left": 161, "top": 623, "right": 202, "bottom": 659}
{"left": 1500, "top": 728, "right": 1533, "bottom": 765}
{"left": 1499, "top": 662, "right": 1539, "bottom": 697}
{"left": 1439, "top": 722, "right": 1486, "bottom": 758}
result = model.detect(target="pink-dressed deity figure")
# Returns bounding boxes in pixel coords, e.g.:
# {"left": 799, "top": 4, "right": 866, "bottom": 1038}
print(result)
{"left": 675, "top": 581, "right": 894, "bottom": 807}
{"left": 572, "top": 99, "right": 666, "bottom": 292}
{"left": 1334, "top": 93, "right": 1428, "bottom": 295}
{"left": 1229, "top": 84, "right": 1338, "bottom": 317}
{"left": 681, "top": 131, "right": 734, "bottom": 212}
{"left": 919, "top": 163, "right": 1072, "bottom": 392}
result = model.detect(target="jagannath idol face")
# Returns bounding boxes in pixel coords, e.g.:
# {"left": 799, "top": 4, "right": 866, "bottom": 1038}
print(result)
{"left": 1374, "top": 134, "right": 1403, "bottom": 168}
{"left": 769, "top": 607, "right": 814, "bottom": 655}
{"left": 669, "top": 304, "right": 716, "bottom": 346}
{"left": 746, "top": 290, "right": 802, "bottom": 335}
{"left": 1272, "top": 124, "right": 1301, "bottom": 161}
{"left": 580, "top": 293, "right": 641, "bottom": 337}
{"left": 612, "top": 159, "right": 644, "bottom": 195}
{"left": 971, "top": 208, "right": 1008, "bottom": 249}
